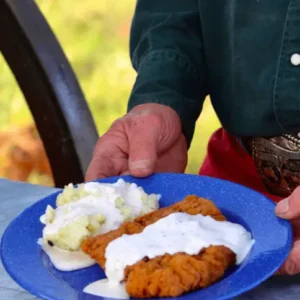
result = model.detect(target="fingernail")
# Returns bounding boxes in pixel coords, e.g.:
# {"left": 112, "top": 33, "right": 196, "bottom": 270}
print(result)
{"left": 276, "top": 197, "right": 290, "bottom": 215}
{"left": 121, "top": 171, "right": 130, "bottom": 176}
{"left": 129, "top": 159, "right": 152, "bottom": 170}
{"left": 285, "top": 262, "right": 297, "bottom": 276}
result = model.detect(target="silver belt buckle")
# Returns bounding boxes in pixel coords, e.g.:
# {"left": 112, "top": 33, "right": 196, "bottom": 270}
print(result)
{"left": 252, "top": 134, "right": 300, "bottom": 197}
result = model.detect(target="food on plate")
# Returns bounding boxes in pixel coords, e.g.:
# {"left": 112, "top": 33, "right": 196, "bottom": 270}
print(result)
{"left": 81, "top": 195, "right": 226, "bottom": 265}
{"left": 124, "top": 246, "right": 234, "bottom": 298}
{"left": 82, "top": 195, "right": 255, "bottom": 298}
{"left": 38, "top": 179, "right": 160, "bottom": 271}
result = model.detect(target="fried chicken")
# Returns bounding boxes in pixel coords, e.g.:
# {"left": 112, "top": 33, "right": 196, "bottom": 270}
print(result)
{"left": 125, "top": 246, "right": 235, "bottom": 298}
{"left": 81, "top": 195, "right": 236, "bottom": 298}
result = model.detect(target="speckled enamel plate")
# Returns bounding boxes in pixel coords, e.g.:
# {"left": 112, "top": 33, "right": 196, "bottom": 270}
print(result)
{"left": 1, "top": 173, "right": 292, "bottom": 300}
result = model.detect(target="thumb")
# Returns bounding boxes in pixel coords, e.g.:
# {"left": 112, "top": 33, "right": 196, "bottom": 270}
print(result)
{"left": 277, "top": 240, "right": 300, "bottom": 275}
{"left": 275, "top": 186, "right": 300, "bottom": 220}
{"left": 128, "top": 124, "right": 159, "bottom": 177}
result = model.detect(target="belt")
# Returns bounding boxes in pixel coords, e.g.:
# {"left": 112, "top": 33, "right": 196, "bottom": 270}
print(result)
{"left": 239, "top": 134, "right": 300, "bottom": 197}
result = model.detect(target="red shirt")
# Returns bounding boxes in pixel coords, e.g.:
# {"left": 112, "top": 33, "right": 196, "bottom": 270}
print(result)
{"left": 199, "top": 128, "right": 282, "bottom": 203}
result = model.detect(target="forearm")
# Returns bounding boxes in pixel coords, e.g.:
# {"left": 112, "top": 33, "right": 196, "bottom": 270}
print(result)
{"left": 127, "top": 0, "right": 207, "bottom": 146}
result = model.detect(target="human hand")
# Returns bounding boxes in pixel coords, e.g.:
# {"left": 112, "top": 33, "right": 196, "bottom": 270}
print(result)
{"left": 85, "top": 103, "right": 187, "bottom": 181}
{"left": 275, "top": 186, "right": 300, "bottom": 275}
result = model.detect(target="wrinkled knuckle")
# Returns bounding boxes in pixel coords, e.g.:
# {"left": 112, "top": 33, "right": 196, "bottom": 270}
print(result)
{"left": 93, "top": 137, "right": 112, "bottom": 157}
{"left": 131, "top": 113, "right": 162, "bottom": 129}
{"left": 110, "top": 116, "right": 126, "bottom": 129}
{"left": 94, "top": 136, "right": 106, "bottom": 150}
{"left": 146, "top": 114, "right": 163, "bottom": 127}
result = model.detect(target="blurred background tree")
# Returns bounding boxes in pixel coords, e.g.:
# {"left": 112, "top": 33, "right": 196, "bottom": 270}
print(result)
{"left": 0, "top": 0, "right": 220, "bottom": 185}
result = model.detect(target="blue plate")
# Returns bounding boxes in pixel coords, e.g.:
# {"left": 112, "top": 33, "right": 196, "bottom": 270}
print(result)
{"left": 1, "top": 174, "right": 293, "bottom": 300}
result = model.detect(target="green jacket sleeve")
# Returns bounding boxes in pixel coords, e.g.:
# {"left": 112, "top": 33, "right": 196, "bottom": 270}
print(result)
{"left": 127, "top": 0, "right": 208, "bottom": 146}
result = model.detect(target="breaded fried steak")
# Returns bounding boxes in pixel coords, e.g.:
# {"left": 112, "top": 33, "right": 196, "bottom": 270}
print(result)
{"left": 82, "top": 195, "right": 236, "bottom": 298}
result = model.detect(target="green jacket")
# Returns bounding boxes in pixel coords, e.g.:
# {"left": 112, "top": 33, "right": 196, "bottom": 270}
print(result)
{"left": 127, "top": 0, "right": 300, "bottom": 146}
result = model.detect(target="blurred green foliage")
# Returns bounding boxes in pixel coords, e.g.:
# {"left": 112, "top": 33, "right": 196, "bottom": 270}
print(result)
{"left": 0, "top": 0, "right": 220, "bottom": 182}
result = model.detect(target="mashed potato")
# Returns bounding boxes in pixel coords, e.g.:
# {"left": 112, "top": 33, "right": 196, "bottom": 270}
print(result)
{"left": 40, "top": 179, "right": 160, "bottom": 251}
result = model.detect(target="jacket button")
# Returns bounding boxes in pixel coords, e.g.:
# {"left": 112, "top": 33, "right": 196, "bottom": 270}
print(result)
{"left": 291, "top": 53, "right": 300, "bottom": 66}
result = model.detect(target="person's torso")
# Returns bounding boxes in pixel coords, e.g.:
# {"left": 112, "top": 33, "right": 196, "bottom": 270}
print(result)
{"left": 199, "top": 0, "right": 300, "bottom": 137}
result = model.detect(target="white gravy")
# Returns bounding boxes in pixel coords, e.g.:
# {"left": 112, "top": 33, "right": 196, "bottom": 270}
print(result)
{"left": 83, "top": 279, "right": 129, "bottom": 299}
{"left": 84, "top": 212, "right": 255, "bottom": 298}
{"left": 38, "top": 239, "right": 95, "bottom": 271}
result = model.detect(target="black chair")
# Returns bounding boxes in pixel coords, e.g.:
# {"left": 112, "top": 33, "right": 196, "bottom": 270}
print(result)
{"left": 0, "top": 0, "right": 99, "bottom": 187}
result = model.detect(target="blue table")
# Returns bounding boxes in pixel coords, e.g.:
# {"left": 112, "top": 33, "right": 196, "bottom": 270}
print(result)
{"left": 0, "top": 179, "right": 299, "bottom": 300}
